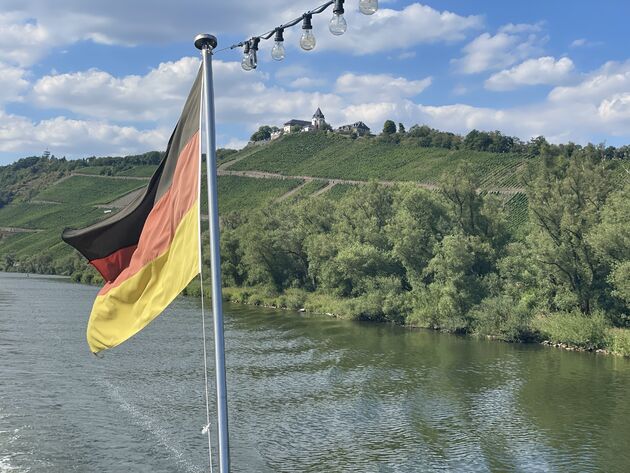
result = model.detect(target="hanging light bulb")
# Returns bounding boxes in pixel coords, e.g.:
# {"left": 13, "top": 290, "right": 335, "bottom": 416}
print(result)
{"left": 271, "top": 29, "right": 285, "bottom": 61}
{"left": 300, "top": 14, "right": 316, "bottom": 51}
{"left": 329, "top": 0, "right": 347, "bottom": 36}
{"left": 241, "top": 42, "right": 252, "bottom": 71}
{"left": 249, "top": 37, "right": 260, "bottom": 69}
{"left": 359, "top": 0, "right": 378, "bottom": 15}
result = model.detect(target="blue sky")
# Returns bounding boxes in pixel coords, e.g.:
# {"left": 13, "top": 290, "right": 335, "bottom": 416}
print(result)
{"left": 1, "top": 0, "right": 630, "bottom": 165}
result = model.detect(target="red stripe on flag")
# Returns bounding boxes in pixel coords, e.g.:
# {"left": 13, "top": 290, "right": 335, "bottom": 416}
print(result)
{"left": 90, "top": 245, "right": 138, "bottom": 282}
{"left": 98, "top": 131, "right": 200, "bottom": 296}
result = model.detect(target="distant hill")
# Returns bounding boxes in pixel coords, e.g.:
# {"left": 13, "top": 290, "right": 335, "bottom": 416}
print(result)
{"left": 0, "top": 128, "right": 626, "bottom": 275}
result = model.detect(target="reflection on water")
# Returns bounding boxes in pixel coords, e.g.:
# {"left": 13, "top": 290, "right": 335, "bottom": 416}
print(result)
{"left": 0, "top": 272, "right": 629, "bottom": 472}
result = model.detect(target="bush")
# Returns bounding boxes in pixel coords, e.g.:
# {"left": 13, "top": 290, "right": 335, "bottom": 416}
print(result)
{"left": 534, "top": 311, "right": 611, "bottom": 350}
{"left": 471, "top": 296, "right": 536, "bottom": 342}
{"left": 608, "top": 328, "right": 630, "bottom": 357}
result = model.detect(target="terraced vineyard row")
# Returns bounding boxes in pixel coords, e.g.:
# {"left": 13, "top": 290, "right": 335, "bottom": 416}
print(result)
{"left": 503, "top": 192, "right": 529, "bottom": 232}
{"left": 37, "top": 175, "right": 146, "bottom": 205}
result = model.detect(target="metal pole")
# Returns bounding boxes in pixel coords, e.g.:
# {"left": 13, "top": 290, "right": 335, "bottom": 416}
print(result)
{"left": 195, "top": 33, "right": 230, "bottom": 473}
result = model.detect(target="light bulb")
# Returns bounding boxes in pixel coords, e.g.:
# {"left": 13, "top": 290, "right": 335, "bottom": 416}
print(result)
{"left": 300, "top": 29, "right": 316, "bottom": 51}
{"left": 359, "top": 0, "right": 378, "bottom": 15}
{"left": 271, "top": 41, "right": 285, "bottom": 61}
{"left": 329, "top": 13, "right": 347, "bottom": 35}
{"left": 241, "top": 52, "right": 252, "bottom": 71}
{"left": 250, "top": 49, "right": 258, "bottom": 69}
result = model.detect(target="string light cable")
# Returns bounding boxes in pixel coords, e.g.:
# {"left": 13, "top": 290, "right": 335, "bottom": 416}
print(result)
{"left": 214, "top": 0, "right": 379, "bottom": 70}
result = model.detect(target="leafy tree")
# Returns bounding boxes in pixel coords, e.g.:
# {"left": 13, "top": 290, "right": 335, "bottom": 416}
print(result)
{"left": 382, "top": 120, "right": 396, "bottom": 135}
{"left": 398, "top": 123, "right": 406, "bottom": 134}
{"left": 250, "top": 125, "right": 273, "bottom": 142}
{"left": 525, "top": 150, "right": 617, "bottom": 314}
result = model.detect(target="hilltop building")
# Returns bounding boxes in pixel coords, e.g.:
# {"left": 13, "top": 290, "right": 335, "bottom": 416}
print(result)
{"left": 282, "top": 108, "right": 328, "bottom": 134}
{"left": 336, "top": 121, "right": 371, "bottom": 136}
{"left": 271, "top": 109, "right": 371, "bottom": 140}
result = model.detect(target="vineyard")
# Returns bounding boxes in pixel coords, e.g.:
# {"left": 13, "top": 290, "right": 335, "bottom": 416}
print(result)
{"left": 229, "top": 133, "right": 530, "bottom": 190}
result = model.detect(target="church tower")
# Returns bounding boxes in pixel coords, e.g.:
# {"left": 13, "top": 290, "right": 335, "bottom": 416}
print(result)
{"left": 312, "top": 108, "right": 325, "bottom": 130}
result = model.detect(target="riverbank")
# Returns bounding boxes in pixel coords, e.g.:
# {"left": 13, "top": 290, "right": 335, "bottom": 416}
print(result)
{"left": 183, "top": 283, "right": 630, "bottom": 358}
{"left": 3, "top": 269, "right": 629, "bottom": 357}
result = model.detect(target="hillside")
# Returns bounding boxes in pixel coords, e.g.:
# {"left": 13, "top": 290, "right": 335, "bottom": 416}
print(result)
{"left": 228, "top": 133, "right": 529, "bottom": 190}
{"left": 2, "top": 130, "right": 627, "bottom": 274}
{"left": 0, "top": 134, "right": 540, "bottom": 269}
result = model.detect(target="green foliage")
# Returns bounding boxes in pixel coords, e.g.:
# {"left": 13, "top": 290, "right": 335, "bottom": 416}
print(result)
{"left": 214, "top": 176, "right": 303, "bottom": 214}
{"left": 525, "top": 151, "right": 619, "bottom": 314}
{"left": 608, "top": 328, "right": 630, "bottom": 356}
{"left": 471, "top": 296, "right": 536, "bottom": 342}
{"left": 36, "top": 176, "right": 145, "bottom": 205}
{"left": 534, "top": 311, "right": 611, "bottom": 350}
{"left": 229, "top": 132, "right": 530, "bottom": 189}
{"left": 250, "top": 125, "right": 275, "bottom": 142}
{"left": 382, "top": 120, "right": 397, "bottom": 135}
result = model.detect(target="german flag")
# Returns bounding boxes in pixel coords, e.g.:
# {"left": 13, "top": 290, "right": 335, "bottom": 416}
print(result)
{"left": 62, "top": 68, "right": 202, "bottom": 353}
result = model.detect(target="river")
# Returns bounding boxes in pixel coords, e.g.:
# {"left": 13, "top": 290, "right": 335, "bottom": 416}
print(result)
{"left": 1, "top": 272, "right": 629, "bottom": 472}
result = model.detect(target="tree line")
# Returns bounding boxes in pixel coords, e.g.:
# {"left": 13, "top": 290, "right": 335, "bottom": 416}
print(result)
{"left": 212, "top": 148, "right": 629, "bottom": 352}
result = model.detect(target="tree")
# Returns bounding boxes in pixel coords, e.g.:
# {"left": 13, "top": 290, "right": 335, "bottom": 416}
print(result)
{"left": 382, "top": 120, "right": 396, "bottom": 135}
{"left": 250, "top": 125, "right": 273, "bottom": 142}
{"left": 525, "top": 151, "right": 617, "bottom": 314}
{"left": 398, "top": 123, "right": 406, "bottom": 134}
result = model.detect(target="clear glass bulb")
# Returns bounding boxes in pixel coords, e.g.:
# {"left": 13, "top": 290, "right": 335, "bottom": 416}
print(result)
{"left": 250, "top": 50, "right": 258, "bottom": 69}
{"left": 329, "top": 13, "right": 347, "bottom": 35}
{"left": 359, "top": 0, "right": 378, "bottom": 15}
{"left": 241, "top": 53, "right": 252, "bottom": 71}
{"left": 300, "top": 29, "right": 316, "bottom": 51}
{"left": 271, "top": 41, "right": 285, "bottom": 61}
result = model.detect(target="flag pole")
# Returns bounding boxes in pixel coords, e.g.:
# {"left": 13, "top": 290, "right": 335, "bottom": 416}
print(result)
{"left": 195, "top": 33, "right": 230, "bottom": 473}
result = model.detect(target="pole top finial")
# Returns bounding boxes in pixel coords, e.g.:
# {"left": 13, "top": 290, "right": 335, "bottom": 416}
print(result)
{"left": 194, "top": 33, "right": 218, "bottom": 50}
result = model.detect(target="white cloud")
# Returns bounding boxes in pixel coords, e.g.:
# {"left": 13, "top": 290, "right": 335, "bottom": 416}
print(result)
{"left": 33, "top": 57, "right": 201, "bottom": 123}
{"left": 485, "top": 57, "right": 575, "bottom": 91}
{"left": 324, "top": 61, "right": 630, "bottom": 145}
{"left": 570, "top": 38, "right": 602, "bottom": 48}
{"left": 335, "top": 73, "right": 431, "bottom": 102}
{"left": 221, "top": 138, "right": 248, "bottom": 150}
{"left": 0, "top": 13, "right": 51, "bottom": 66}
{"left": 0, "top": 62, "right": 29, "bottom": 104}
{"left": 0, "top": 109, "right": 168, "bottom": 155}
{"left": 454, "top": 24, "right": 546, "bottom": 74}
{"left": 289, "top": 77, "right": 327, "bottom": 89}
{"left": 571, "top": 38, "right": 588, "bottom": 48}
{"left": 548, "top": 61, "right": 630, "bottom": 104}
{"left": 0, "top": 1, "right": 481, "bottom": 65}
{"left": 312, "top": 3, "right": 482, "bottom": 55}
{"left": 0, "top": 0, "right": 299, "bottom": 64}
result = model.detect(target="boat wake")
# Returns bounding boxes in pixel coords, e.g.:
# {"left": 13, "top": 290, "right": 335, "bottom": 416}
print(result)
{"left": 101, "top": 380, "right": 205, "bottom": 473}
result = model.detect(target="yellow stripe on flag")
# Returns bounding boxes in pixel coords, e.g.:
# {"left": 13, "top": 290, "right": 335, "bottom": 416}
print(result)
{"left": 86, "top": 202, "right": 200, "bottom": 353}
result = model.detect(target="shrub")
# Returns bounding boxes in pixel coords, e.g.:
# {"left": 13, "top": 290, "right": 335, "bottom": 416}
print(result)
{"left": 608, "top": 328, "right": 630, "bottom": 357}
{"left": 534, "top": 311, "right": 611, "bottom": 350}
{"left": 471, "top": 295, "right": 536, "bottom": 342}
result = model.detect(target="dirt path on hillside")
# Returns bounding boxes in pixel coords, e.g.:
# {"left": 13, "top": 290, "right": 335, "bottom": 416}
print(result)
{"left": 275, "top": 179, "right": 313, "bottom": 202}
{"left": 0, "top": 226, "right": 40, "bottom": 233}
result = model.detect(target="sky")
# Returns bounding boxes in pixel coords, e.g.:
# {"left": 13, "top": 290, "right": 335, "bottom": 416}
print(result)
{"left": 1, "top": 0, "right": 630, "bottom": 165}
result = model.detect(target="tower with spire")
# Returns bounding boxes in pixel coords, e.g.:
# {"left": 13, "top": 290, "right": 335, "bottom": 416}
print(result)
{"left": 312, "top": 108, "right": 325, "bottom": 130}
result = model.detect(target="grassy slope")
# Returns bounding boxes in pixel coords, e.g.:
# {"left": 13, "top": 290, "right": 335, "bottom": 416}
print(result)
{"left": 36, "top": 175, "right": 146, "bottom": 205}
{"left": 230, "top": 133, "right": 529, "bottom": 189}
{"left": 0, "top": 175, "right": 303, "bottom": 258}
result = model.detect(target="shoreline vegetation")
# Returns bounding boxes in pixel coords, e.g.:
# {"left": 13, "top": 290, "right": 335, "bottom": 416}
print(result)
{"left": 1, "top": 129, "right": 629, "bottom": 357}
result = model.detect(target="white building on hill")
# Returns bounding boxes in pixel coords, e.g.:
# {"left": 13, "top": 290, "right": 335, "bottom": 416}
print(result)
{"left": 282, "top": 108, "right": 328, "bottom": 134}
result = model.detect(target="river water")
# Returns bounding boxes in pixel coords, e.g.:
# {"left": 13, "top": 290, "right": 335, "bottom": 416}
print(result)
{"left": 1, "top": 272, "right": 629, "bottom": 472}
